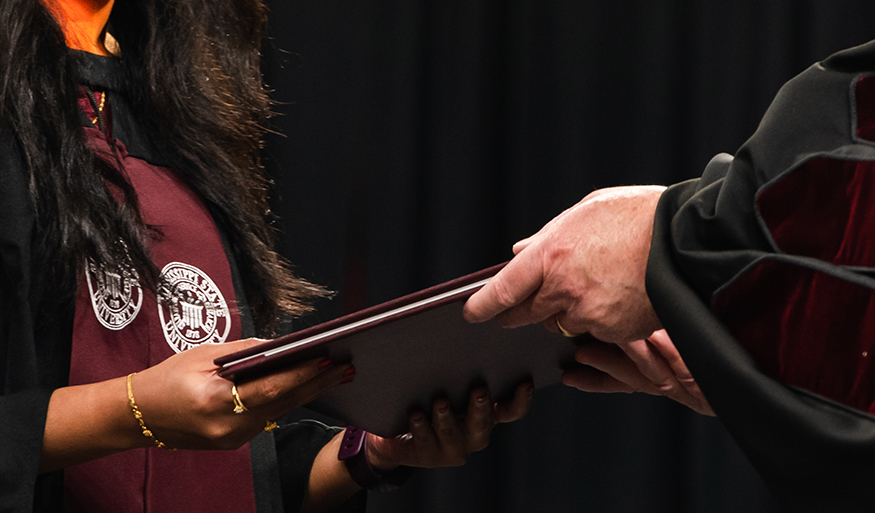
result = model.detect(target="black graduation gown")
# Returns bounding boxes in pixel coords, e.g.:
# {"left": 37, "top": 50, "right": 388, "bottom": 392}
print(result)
{"left": 648, "top": 40, "right": 875, "bottom": 511}
{"left": 0, "top": 51, "right": 360, "bottom": 512}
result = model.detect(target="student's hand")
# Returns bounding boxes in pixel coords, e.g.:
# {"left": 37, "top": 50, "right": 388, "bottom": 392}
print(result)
{"left": 464, "top": 186, "right": 665, "bottom": 344}
{"left": 133, "top": 339, "right": 354, "bottom": 450}
{"left": 365, "top": 382, "right": 533, "bottom": 470}
{"left": 561, "top": 330, "right": 714, "bottom": 416}
{"left": 42, "top": 338, "right": 354, "bottom": 472}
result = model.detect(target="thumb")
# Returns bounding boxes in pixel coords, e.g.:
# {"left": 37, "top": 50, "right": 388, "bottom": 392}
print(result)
{"left": 463, "top": 251, "right": 544, "bottom": 323}
{"left": 512, "top": 237, "right": 532, "bottom": 254}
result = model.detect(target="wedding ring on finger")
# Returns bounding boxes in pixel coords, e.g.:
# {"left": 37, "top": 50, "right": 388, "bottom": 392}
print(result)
{"left": 555, "top": 318, "right": 578, "bottom": 338}
{"left": 264, "top": 421, "right": 278, "bottom": 432}
{"left": 231, "top": 385, "right": 248, "bottom": 414}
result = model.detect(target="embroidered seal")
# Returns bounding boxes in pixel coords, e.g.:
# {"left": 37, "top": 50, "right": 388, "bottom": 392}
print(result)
{"left": 87, "top": 261, "right": 143, "bottom": 330}
{"left": 158, "top": 262, "right": 231, "bottom": 353}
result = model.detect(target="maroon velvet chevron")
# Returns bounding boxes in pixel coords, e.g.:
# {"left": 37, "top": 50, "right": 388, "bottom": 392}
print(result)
{"left": 757, "top": 157, "right": 875, "bottom": 267}
{"left": 856, "top": 76, "right": 875, "bottom": 142}
{"left": 714, "top": 157, "right": 875, "bottom": 414}
{"left": 714, "top": 260, "right": 875, "bottom": 414}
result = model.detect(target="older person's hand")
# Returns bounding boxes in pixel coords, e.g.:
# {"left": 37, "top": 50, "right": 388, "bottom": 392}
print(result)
{"left": 562, "top": 330, "right": 714, "bottom": 416}
{"left": 464, "top": 185, "right": 665, "bottom": 343}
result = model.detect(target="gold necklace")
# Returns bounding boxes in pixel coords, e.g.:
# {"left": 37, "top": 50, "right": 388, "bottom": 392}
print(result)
{"left": 90, "top": 91, "right": 106, "bottom": 126}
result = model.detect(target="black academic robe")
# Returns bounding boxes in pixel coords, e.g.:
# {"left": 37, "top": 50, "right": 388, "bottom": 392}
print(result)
{"left": 0, "top": 51, "right": 361, "bottom": 512}
{"left": 648, "top": 40, "right": 875, "bottom": 511}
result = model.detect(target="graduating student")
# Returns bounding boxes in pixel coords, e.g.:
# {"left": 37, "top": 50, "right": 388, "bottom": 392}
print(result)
{"left": 465, "top": 40, "right": 875, "bottom": 511}
{"left": 0, "top": 1, "right": 531, "bottom": 511}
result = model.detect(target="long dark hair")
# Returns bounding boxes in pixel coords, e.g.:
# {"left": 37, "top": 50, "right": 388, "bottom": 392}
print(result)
{"left": 0, "top": 0, "right": 324, "bottom": 334}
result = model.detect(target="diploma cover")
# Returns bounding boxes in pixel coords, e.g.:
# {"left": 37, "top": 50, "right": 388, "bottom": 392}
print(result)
{"left": 215, "top": 263, "right": 577, "bottom": 436}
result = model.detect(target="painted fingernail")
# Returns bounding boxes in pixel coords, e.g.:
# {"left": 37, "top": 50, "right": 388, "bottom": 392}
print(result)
{"left": 340, "top": 366, "right": 356, "bottom": 384}
{"left": 318, "top": 358, "right": 332, "bottom": 370}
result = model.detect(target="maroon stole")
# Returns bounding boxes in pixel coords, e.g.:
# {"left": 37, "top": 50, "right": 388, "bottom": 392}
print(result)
{"left": 64, "top": 93, "right": 257, "bottom": 513}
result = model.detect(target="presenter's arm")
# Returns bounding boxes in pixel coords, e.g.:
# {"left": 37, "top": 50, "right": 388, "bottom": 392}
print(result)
{"left": 463, "top": 186, "right": 711, "bottom": 415}
{"left": 464, "top": 186, "right": 665, "bottom": 343}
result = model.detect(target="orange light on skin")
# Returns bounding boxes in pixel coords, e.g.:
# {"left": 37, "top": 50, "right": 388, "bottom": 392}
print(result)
{"left": 42, "top": 0, "right": 116, "bottom": 56}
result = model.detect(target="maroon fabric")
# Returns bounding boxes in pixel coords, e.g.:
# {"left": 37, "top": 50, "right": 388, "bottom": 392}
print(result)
{"left": 713, "top": 260, "right": 875, "bottom": 414}
{"left": 64, "top": 95, "right": 255, "bottom": 512}
{"left": 856, "top": 76, "right": 875, "bottom": 142}
{"left": 758, "top": 157, "right": 875, "bottom": 267}
{"left": 717, "top": 157, "right": 875, "bottom": 414}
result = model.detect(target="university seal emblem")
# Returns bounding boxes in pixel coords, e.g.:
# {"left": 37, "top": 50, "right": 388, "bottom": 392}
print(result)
{"left": 87, "top": 261, "right": 143, "bottom": 330}
{"left": 158, "top": 262, "right": 231, "bottom": 353}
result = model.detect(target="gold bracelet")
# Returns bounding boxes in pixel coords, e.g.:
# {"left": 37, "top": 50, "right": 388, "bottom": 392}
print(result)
{"left": 126, "top": 373, "right": 175, "bottom": 451}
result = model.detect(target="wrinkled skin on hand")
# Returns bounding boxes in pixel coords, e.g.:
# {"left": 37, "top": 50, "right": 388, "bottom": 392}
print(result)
{"left": 463, "top": 186, "right": 713, "bottom": 415}
{"left": 464, "top": 185, "right": 665, "bottom": 343}
{"left": 562, "top": 330, "right": 714, "bottom": 416}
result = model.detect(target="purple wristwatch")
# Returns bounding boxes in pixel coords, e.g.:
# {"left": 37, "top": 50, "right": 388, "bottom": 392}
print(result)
{"left": 337, "top": 426, "right": 412, "bottom": 491}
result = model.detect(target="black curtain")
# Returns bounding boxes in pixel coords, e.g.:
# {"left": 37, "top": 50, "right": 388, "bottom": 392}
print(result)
{"left": 262, "top": 2, "right": 875, "bottom": 511}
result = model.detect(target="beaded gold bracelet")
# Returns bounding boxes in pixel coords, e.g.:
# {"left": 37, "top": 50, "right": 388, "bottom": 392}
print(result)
{"left": 126, "top": 372, "right": 175, "bottom": 451}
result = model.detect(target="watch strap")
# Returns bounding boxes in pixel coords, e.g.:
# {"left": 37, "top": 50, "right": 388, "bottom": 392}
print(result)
{"left": 337, "top": 425, "right": 413, "bottom": 491}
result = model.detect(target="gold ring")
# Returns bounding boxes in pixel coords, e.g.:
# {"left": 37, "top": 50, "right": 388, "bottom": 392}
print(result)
{"left": 555, "top": 318, "right": 578, "bottom": 338}
{"left": 264, "top": 421, "right": 278, "bottom": 432}
{"left": 231, "top": 385, "right": 248, "bottom": 414}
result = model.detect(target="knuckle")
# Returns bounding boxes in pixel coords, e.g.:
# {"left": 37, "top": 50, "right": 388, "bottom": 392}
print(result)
{"left": 543, "top": 237, "right": 573, "bottom": 263}
{"left": 676, "top": 372, "right": 697, "bottom": 386}
{"left": 202, "top": 421, "right": 234, "bottom": 445}
{"left": 655, "top": 382, "right": 675, "bottom": 394}
{"left": 256, "top": 377, "right": 283, "bottom": 402}
{"left": 490, "top": 279, "right": 520, "bottom": 310}
{"left": 190, "top": 394, "right": 213, "bottom": 417}
{"left": 437, "top": 424, "right": 457, "bottom": 439}
{"left": 194, "top": 383, "right": 225, "bottom": 417}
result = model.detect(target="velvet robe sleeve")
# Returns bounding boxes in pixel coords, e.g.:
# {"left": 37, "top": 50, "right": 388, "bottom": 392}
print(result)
{"left": 646, "top": 40, "right": 875, "bottom": 511}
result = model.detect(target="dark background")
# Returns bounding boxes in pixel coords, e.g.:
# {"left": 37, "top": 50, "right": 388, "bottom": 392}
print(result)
{"left": 261, "top": 2, "right": 875, "bottom": 512}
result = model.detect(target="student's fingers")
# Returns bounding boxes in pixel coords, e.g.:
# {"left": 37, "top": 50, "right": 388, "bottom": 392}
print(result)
{"left": 407, "top": 411, "right": 433, "bottom": 444}
{"left": 465, "top": 388, "right": 495, "bottom": 452}
{"left": 233, "top": 361, "right": 354, "bottom": 420}
{"left": 494, "top": 381, "right": 534, "bottom": 423}
{"left": 431, "top": 399, "right": 466, "bottom": 466}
